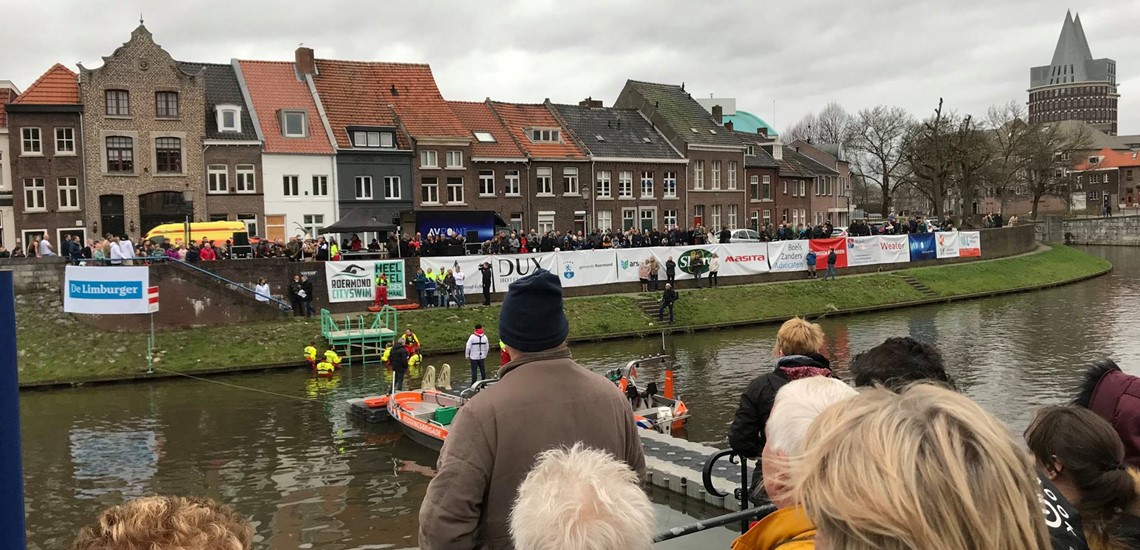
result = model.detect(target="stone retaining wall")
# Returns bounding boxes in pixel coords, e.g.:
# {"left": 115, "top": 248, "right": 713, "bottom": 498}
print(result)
{"left": 1037, "top": 215, "right": 1140, "bottom": 246}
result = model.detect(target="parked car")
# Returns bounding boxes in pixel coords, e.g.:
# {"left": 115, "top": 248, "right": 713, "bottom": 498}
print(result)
{"left": 728, "top": 228, "right": 763, "bottom": 243}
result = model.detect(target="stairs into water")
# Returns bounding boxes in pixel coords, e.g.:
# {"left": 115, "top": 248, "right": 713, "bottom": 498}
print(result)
{"left": 636, "top": 295, "right": 661, "bottom": 318}
{"left": 896, "top": 274, "right": 939, "bottom": 299}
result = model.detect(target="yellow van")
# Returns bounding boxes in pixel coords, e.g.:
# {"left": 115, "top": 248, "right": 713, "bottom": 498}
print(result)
{"left": 145, "top": 221, "right": 248, "bottom": 246}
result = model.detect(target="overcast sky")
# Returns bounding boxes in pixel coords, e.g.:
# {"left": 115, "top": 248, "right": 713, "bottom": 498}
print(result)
{"left": 5, "top": 0, "right": 1138, "bottom": 134}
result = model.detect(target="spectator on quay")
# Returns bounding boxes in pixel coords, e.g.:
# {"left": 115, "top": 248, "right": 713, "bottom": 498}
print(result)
{"left": 729, "top": 317, "right": 833, "bottom": 503}
{"left": 28, "top": 236, "right": 41, "bottom": 258}
{"left": 315, "top": 237, "right": 330, "bottom": 261}
{"left": 81, "top": 239, "right": 93, "bottom": 261}
{"left": 289, "top": 275, "right": 304, "bottom": 317}
{"left": 38, "top": 235, "right": 56, "bottom": 257}
{"left": 794, "top": 385, "right": 1052, "bottom": 550}
{"left": 720, "top": 225, "right": 731, "bottom": 244}
{"left": 390, "top": 337, "right": 410, "bottom": 390}
{"left": 300, "top": 275, "right": 315, "bottom": 318}
{"left": 11, "top": 245, "right": 24, "bottom": 258}
{"left": 822, "top": 248, "right": 837, "bottom": 281}
{"left": 199, "top": 242, "right": 217, "bottom": 261}
{"left": 441, "top": 269, "right": 456, "bottom": 308}
{"left": 368, "top": 238, "right": 381, "bottom": 251}
{"left": 0, "top": 246, "right": 8, "bottom": 259}
{"left": 647, "top": 256, "right": 660, "bottom": 291}
{"left": 1025, "top": 406, "right": 1140, "bottom": 550}
{"left": 1074, "top": 360, "right": 1140, "bottom": 468}
{"left": 413, "top": 268, "right": 428, "bottom": 307}
{"left": 708, "top": 253, "right": 720, "bottom": 288}
{"left": 479, "top": 261, "right": 493, "bottom": 306}
{"left": 1010, "top": 215, "right": 1020, "bottom": 226}
{"left": 732, "top": 377, "right": 857, "bottom": 550}
{"left": 185, "top": 243, "right": 201, "bottom": 263}
{"left": 465, "top": 323, "right": 490, "bottom": 383}
{"left": 424, "top": 270, "right": 438, "bottom": 308}
{"left": 118, "top": 234, "right": 135, "bottom": 265}
{"left": 419, "top": 269, "right": 645, "bottom": 549}
{"left": 805, "top": 249, "right": 817, "bottom": 279}
{"left": 510, "top": 443, "right": 655, "bottom": 550}
{"left": 453, "top": 265, "right": 466, "bottom": 307}
{"left": 70, "top": 495, "right": 253, "bottom": 550}
{"left": 665, "top": 256, "right": 677, "bottom": 287}
{"left": 638, "top": 259, "right": 651, "bottom": 292}
{"left": 254, "top": 278, "right": 271, "bottom": 303}
{"left": 659, "top": 283, "right": 678, "bottom": 324}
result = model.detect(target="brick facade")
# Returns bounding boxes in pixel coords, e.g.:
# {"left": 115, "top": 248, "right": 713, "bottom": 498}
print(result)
{"left": 591, "top": 160, "right": 688, "bottom": 232}
{"left": 416, "top": 158, "right": 530, "bottom": 232}
{"left": 745, "top": 165, "right": 779, "bottom": 229}
{"left": 6, "top": 108, "right": 88, "bottom": 250}
{"left": 685, "top": 148, "right": 746, "bottom": 231}
{"left": 78, "top": 25, "right": 207, "bottom": 240}
{"left": 203, "top": 144, "right": 264, "bottom": 233}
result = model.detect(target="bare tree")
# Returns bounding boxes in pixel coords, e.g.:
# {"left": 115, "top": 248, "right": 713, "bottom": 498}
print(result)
{"left": 1023, "top": 122, "right": 1093, "bottom": 220}
{"left": 948, "top": 114, "right": 994, "bottom": 226}
{"left": 815, "top": 102, "right": 856, "bottom": 149}
{"left": 985, "top": 102, "right": 1032, "bottom": 216}
{"left": 850, "top": 105, "right": 912, "bottom": 216}
{"left": 782, "top": 112, "right": 818, "bottom": 144}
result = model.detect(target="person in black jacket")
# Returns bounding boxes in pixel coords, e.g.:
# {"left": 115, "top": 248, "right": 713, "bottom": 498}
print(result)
{"left": 665, "top": 256, "right": 676, "bottom": 287}
{"left": 390, "top": 338, "right": 410, "bottom": 390}
{"left": 719, "top": 226, "right": 731, "bottom": 244}
{"left": 479, "top": 262, "right": 493, "bottom": 306}
{"left": 288, "top": 275, "right": 304, "bottom": 317}
{"left": 728, "top": 317, "right": 834, "bottom": 502}
{"left": 300, "top": 275, "right": 315, "bottom": 318}
{"left": 658, "top": 284, "right": 678, "bottom": 323}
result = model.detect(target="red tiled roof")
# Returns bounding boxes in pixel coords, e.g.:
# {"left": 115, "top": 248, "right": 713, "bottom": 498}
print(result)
{"left": 0, "top": 88, "right": 18, "bottom": 128}
{"left": 11, "top": 64, "right": 78, "bottom": 105}
{"left": 313, "top": 59, "right": 467, "bottom": 148}
{"left": 1074, "top": 147, "right": 1140, "bottom": 170}
{"left": 236, "top": 60, "right": 333, "bottom": 155}
{"left": 447, "top": 100, "right": 525, "bottom": 159}
{"left": 488, "top": 102, "right": 586, "bottom": 160}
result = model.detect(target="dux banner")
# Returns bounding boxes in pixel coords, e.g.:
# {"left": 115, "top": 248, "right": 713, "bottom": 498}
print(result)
{"left": 419, "top": 255, "right": 491, "bottom": 295}
{"left": 489, "top": 252, "right": 557, "bottom": 292}
{"left": 64, "top": 266, "right": 150, "bottom": 315}
{"left": 959, "top": 231, "right": 981, "bottom": 257}
{"left": 325, "top": 260, "right": 407, "bottom": 302}
{"left": 767, "top": 240, "right": 810, "bottom": 272}
{"left": 809, "top": 238, "right": 848, "bottom": 269}
{"left": 936, "top": 231, "right": 961, "bottom": 259}
{"left": 715, "top": 243, "right": 771, "bottom": 276}
{"left": 878, "top": 235, "right": 911, "bottom": 264}
{"left": 845, "top": 236, "right": 882, "bottom": 267}
{"left": 909, "top": 233, "right": 937, "bottom": 262}
{"left": 555, "top": 250, "right": 619, "bottom": 288}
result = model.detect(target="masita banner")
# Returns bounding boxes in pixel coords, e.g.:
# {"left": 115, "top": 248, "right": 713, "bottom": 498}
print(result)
{"left": 325, "top": 260, "right": 407, "bottom": 303}
{"left": 64, "top": 266, "right": 150, "bottom": 314}
{"left": 715, "top": 243, "right": 771, "bottom": 276}
{"left": 846, "top": 236, "right": 882, "bottom": 267}
{"left": 936, "top": 231, "right": 961, "bottom": 259}
{"left": 767, "top": 240, "right": 810, "bottom": 272}
{"left": 959, "top": 231, "right": 981, "bottom": 257}
{"left": 555, "top": 250, "right": 618, "bottom": 288}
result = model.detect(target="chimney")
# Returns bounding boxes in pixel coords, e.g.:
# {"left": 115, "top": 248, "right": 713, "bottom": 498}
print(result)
{"left": 579, "top": 97, "right": 603, "bottom": 108}
{"left": 725, "top": 120, "right": 734, "bottom": 131}
{"left": 712, "top": 104, "right": 723, "bottom": 123}
{"left": 757, "top": 127, "right": 768, "bottom": 137}
{"left": 295, "top": 47, "right": 316, "bottom": 76}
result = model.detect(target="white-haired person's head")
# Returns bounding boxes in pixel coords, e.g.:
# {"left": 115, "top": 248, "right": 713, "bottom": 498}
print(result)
{"left": 762, "top": 376, "right": 857, "bottom": 508}
{"left": 510, "top": 443, "right": 655, "bottom": 550}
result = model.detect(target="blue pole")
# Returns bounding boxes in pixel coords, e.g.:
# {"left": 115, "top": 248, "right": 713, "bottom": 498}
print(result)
{"left": 0, "top": 271, "right": 27, "bottom": 547}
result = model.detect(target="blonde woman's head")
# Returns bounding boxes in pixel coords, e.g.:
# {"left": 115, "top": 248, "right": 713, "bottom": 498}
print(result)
{"left": 71, "top": 496, "right": 252, "bottom": 550}
{"left": 773, "top": 317, "right": 825, "bottom": 357}
{"left": 792, "top": 384, "right": 1050, "bottom": 550}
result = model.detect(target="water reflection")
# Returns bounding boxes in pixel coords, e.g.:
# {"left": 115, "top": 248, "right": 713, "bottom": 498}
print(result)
{"left": 21, "top": 246, "right": 1139, "bottom": 549}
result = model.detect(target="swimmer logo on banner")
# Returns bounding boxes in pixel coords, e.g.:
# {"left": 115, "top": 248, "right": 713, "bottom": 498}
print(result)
{"left": 325, "top": 260, "right": 406, "bottom": 303}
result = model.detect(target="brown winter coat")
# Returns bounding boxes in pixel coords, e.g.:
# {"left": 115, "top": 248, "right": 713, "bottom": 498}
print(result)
{"left": 417, "top": 346, "right": 646, "bottom": 550}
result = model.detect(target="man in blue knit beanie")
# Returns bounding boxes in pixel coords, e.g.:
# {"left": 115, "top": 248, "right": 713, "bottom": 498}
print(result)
{"left": 419, "top": 268, "right": 646, "bottom": 549}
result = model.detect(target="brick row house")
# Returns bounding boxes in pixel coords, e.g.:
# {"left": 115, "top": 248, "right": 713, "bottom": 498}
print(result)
{"left": 234, "top": 59, "right": 337, "bottom": 240}
{"left": 790, "top": 140, "right": 851, "bottom": 227}
{"left": 1071, "top": 148, "right": 1140, "bottom": 211}
{"left": 735, "top": 131, "right": 780, "bottom": 231}
{"left": 615, "top": 81, "right": 747, "bottom": 232}
{"left": 5, "top": 64, "right": 87, "bottom": 252}
{"left": 550, "top": 99, "right": 688, "bottom": 232}
{"left": 771, "top": 143, "right": 816, "bottom": 229}
{"left": 446, "top": 100, "right": 529, "bottom": 232}
{"left": 0, "top": 80, "right": 20, "bottom": 249}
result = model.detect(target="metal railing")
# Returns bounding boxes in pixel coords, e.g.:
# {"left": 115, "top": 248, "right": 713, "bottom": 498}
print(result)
{"left": 652, "top": 449, "right": 774, "bottom": 543}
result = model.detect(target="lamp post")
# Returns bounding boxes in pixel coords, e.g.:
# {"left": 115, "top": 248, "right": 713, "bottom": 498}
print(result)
{"left": 182, "top": 189, "right": 194, "bottom": 246}
{"left": 582, "top": 184, "right": 592, "bottom": 237}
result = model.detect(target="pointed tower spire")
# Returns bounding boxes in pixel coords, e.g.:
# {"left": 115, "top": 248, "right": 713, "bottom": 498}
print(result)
{"left": 1072, "top": 12, "right": 1094, "bottom": 60}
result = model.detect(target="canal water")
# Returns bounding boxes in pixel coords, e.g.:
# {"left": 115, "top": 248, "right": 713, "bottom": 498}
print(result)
{"left": 20, "top": 246, "right": 1140, "bottom": 549}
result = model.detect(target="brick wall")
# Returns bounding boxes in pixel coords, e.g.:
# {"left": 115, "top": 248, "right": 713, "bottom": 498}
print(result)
{"left": 7, "top": 109, "right": 88, "bottom": 247}
{"left": 686, "top": 149, "right": 746, "bottom": 230}
{"left": 203, "top": 143, "right": 264, "bottom": 231}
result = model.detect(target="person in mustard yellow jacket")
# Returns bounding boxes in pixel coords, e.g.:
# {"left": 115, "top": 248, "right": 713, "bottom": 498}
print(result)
{"left": 732, "top": 377, "right": 856, "bottom": 550}
{"left": 303, "top": 343, "right": 318, "bottom": 369}
{"left": 324, "top": 349, "right": 341, "bottom": 369}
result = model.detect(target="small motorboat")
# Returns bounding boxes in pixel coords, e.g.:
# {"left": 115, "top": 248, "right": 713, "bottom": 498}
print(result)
{"left": 605, "top": 355, "right": 690, "bottom": 434}
{"left": 388, "top": 380, "right": 494, "bottom": 451}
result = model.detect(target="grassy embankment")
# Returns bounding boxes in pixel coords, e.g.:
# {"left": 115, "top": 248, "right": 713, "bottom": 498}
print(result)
{"left": 15, "top": 245, "right": 1110, "bottom": 385}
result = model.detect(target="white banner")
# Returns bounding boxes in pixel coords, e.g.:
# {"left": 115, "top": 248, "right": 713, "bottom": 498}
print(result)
{"left": 420, "top": 255, "right": 491, "bottom": 295}
{"left": 714, "top": 243, "right": 771, "bottom": 276}
{"left": 325, "top": 260, "right": 407, "bottom": 303}
{"left": 845, "top": 236, "right": 882, "bottom": 267}
{"left": 959, "top": 231, "right": 981, "bottom": 258}
{"left": 767, "top": 240, "right": 810, "bottom": 272}
{"left": 555, "top": 250, "right": 619, "bottom": 288}
{"left": 616, "top": 248, "right": 658, "bottom": 282}
{"left": 490, "top": 253, "right": 557, "bottom": 292}
{"left": 936, "top": 231, "right": 961, "bottom": 259}
{"left": 878, "top": 235, "right": 911, "bottom": 264}
{"left": 64, "top": 266, "right": 150, "bottom": 314}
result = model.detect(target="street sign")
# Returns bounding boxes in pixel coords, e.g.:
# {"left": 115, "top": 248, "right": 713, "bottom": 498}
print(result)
{"left": 147, "top": 286, "right": 159, "bottom": 313}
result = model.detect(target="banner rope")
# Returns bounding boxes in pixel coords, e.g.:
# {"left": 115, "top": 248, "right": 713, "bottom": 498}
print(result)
{"left": 149, "top": 367, "right": 317, "bottom": 403}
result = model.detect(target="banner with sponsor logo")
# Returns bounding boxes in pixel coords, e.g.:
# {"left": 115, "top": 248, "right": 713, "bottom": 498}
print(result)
{"left": 555, "top": 250, "right": 619, "bottom": 288}
{"left": 936, "top": 231, "right": 961, "bottom": 259}
{"left": 489, "top": 252, "right": 557, "bottom": 292}
{"left": 959, "top": 231, "right": 981, "bottom": 257}
{"left": 909, "top": 233, "right": 937, "bottom": 262}
{"left": 845, "top": 236, "right": 882, "bottom": 267}
{"left": 767, "top": 240, "right": 810, "bottom": 272}
{"left": 325, "top": 260, "right": 406, "bottom": 302}
{"left": 809, "top": 238, "right": 848, "bottom": 269}
{"left": 64, "top": 266, "right": 150, "bottom": 314}
{"left": 420, "top": 255, "right": 491, "bottom": 295}
{"left": 878, "top": 235, "right": 911, "bottom": 264}
{"left": 714, "top": 243, "right": 771, "bottom": 276}
{"left": 615, "top": 248, "right": 661, "bottom": 283}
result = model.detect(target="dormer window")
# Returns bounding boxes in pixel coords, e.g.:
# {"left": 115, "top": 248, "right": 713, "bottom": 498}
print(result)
{"left": 747, "top": 145, "right": 756, "bottom": 155}
{"left": 529, "top": 128, "right": 561, "bottom": 143}
{"left": 473, "top": 131, "right": 496, "bottom": 143}
{"left": 281, "top": 110, "right": 307, "bottom": 138}
{"left": 1089, "top": 156, "right": 1100, "bottom": 165}
{"left": 352, "top": 130, "right": 395, "bottom": 148}
{"left": 215, "top": 105, "right": 242, "bottom": 133}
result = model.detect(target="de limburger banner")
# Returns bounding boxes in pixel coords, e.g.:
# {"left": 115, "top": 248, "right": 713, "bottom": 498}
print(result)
{"left": 63, "top": 266, "right": 150, "bottom": 315}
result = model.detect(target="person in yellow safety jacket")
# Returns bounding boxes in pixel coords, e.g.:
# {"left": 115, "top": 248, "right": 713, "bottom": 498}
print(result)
{"left": 381, "top": 342, "right": 393, "bottom": 372}
{"left": 403, "top": 329, "right": 421, "bottom": 353}
{"left": 330, "top": 241, "right": 340, "bottom": 261}
{"left": 324, "top": 349, "right": 342, "bottom": 369}
{"left": 304, "top": 343, "right": 318, "bottom": 368}
{"left": 374, "top": 273, "right": 389, "bottom": 307}
{"left": 315, "top": 359, "right": 336, "bottom": 376}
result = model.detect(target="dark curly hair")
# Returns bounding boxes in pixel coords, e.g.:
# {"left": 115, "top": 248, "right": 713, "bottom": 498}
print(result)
{"left": 849, "top": 336, "right": 957, "bottom": 391}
